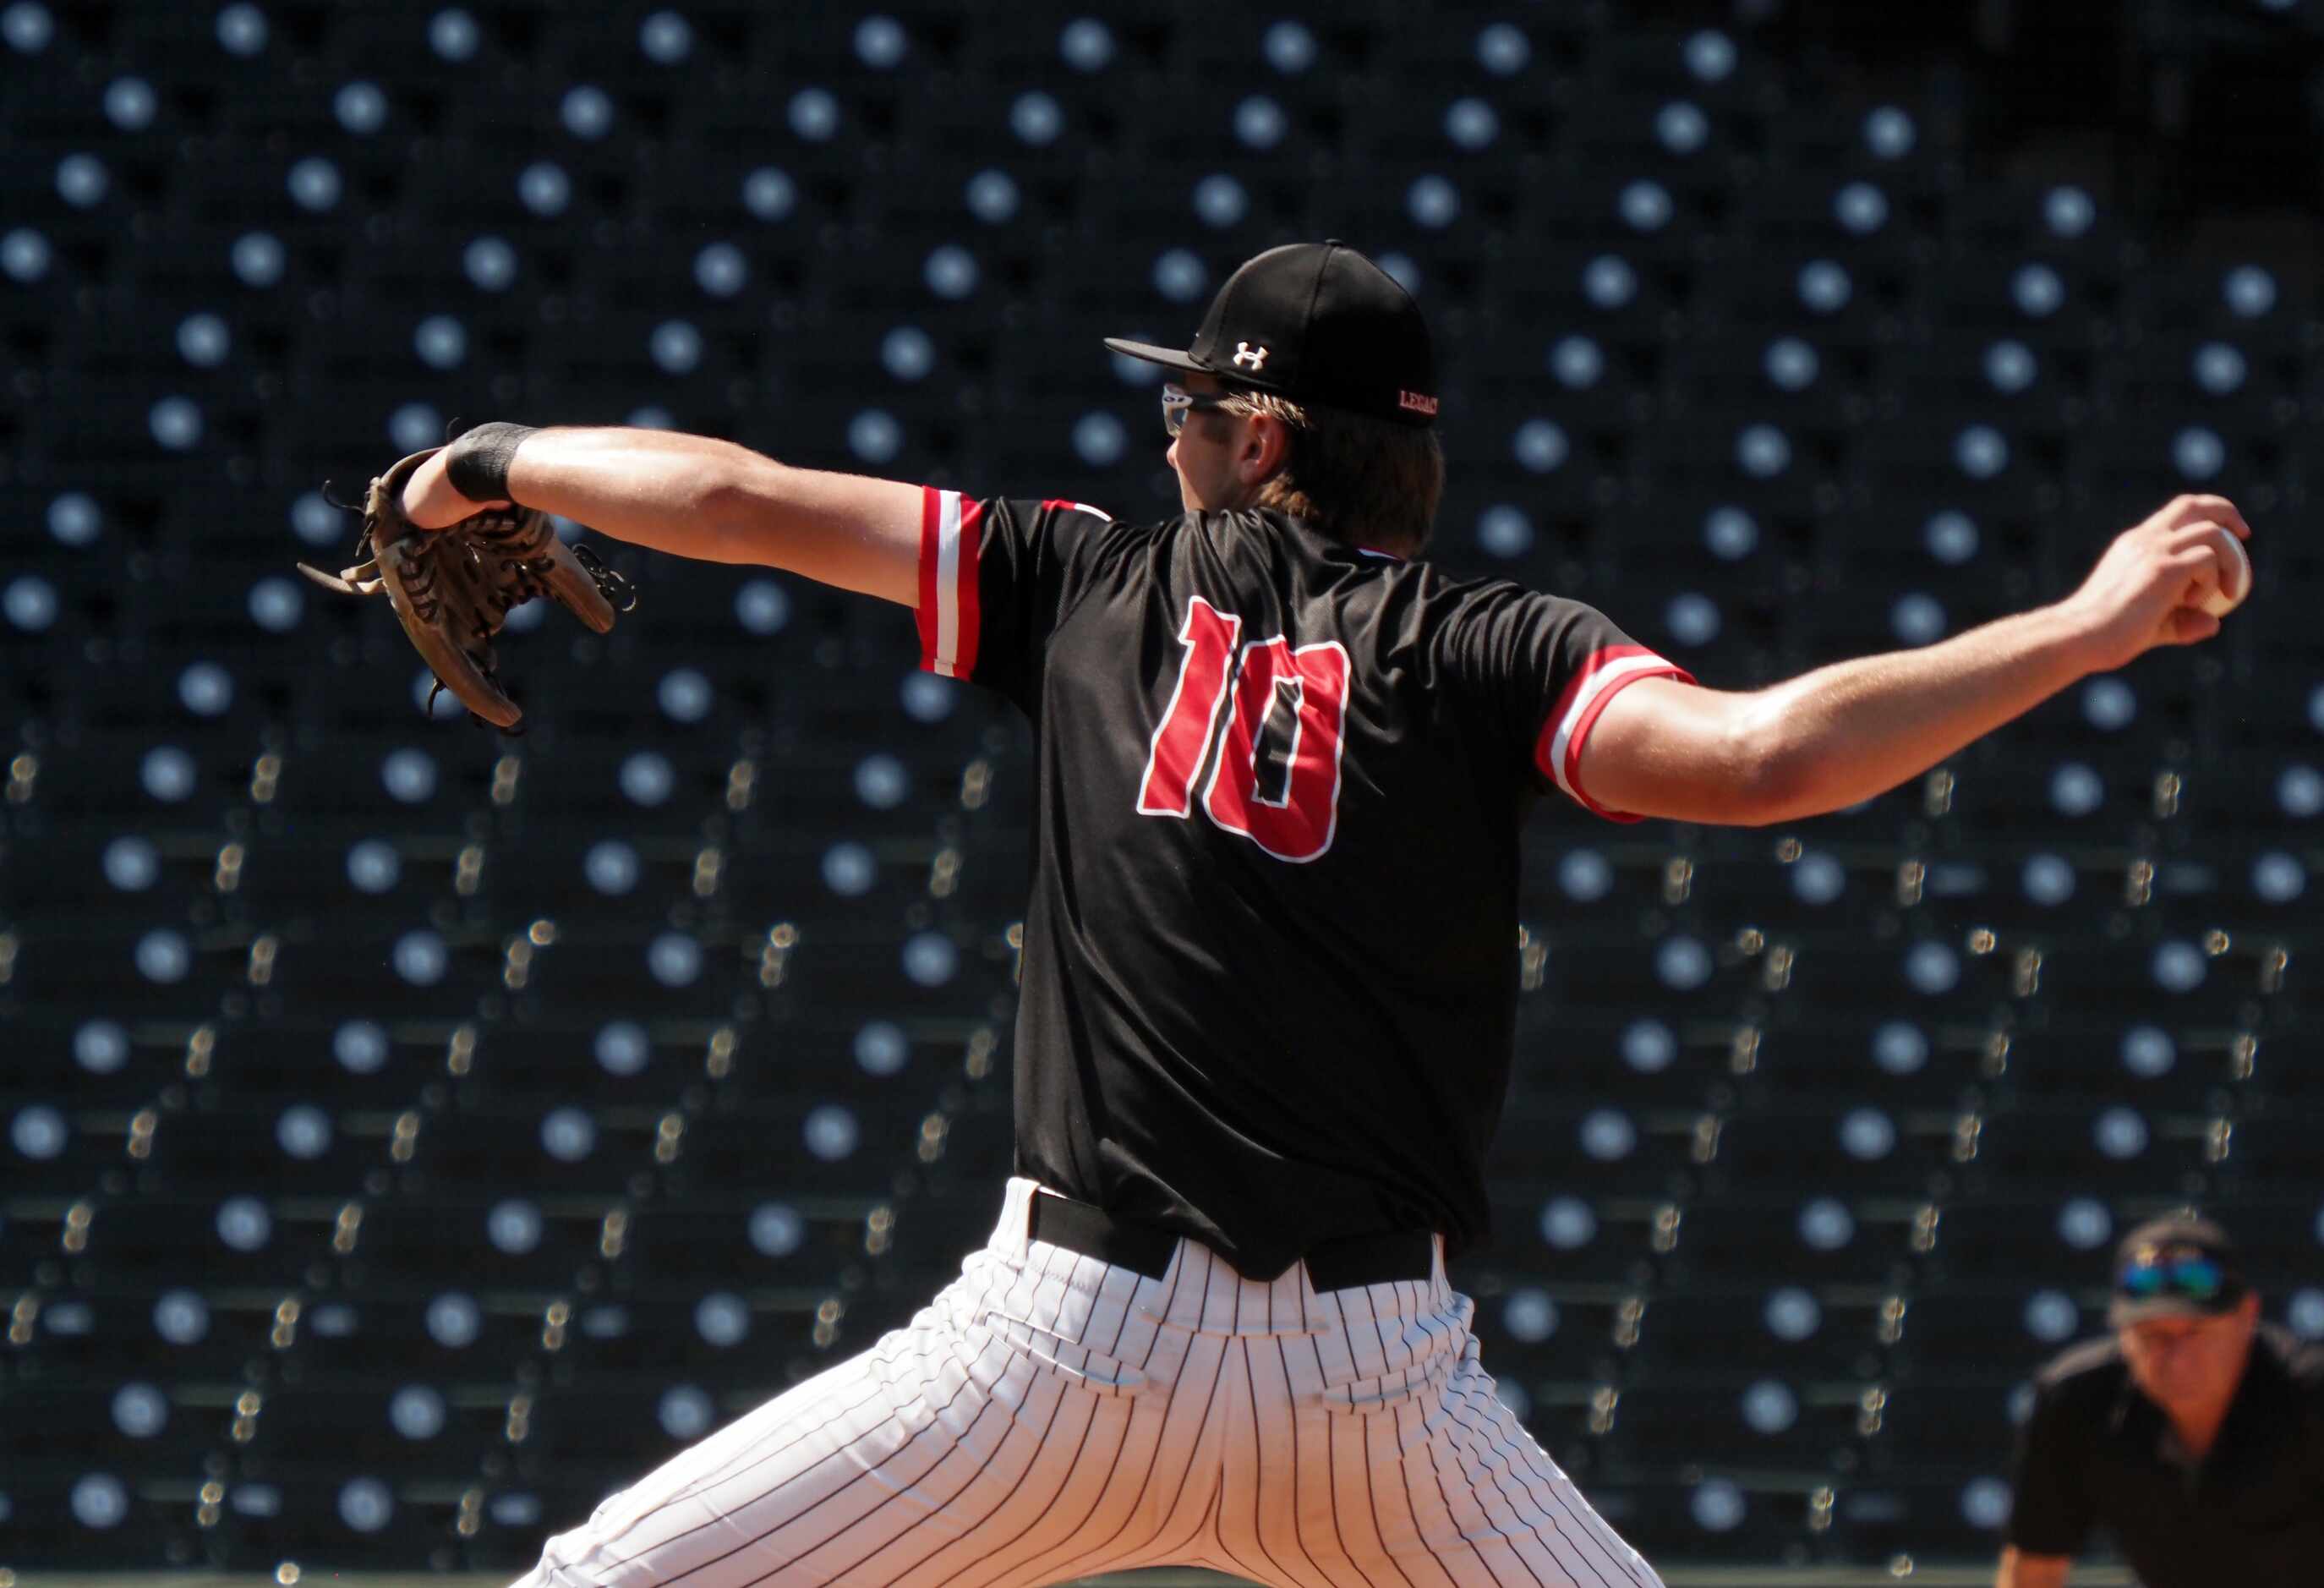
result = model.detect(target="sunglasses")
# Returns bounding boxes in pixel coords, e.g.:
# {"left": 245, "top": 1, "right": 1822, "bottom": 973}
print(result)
{"left": 2117, "top": 1252, "right": 2226, "bottom": 1302}
{"left": 1160, "top": 382, "right": 1241, "bottom": 438}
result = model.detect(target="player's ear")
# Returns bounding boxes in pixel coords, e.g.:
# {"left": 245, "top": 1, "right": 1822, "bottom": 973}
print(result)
{"left": 1239, "top": 412, "right": 1289, "bottom": 483}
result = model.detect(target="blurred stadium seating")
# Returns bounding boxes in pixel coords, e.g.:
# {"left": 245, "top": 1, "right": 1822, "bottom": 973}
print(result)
{"left": 4, "top": 0, "right": 2322, "bottom": 1576}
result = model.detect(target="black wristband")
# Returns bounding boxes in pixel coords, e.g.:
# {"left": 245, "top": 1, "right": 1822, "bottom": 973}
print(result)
{"left": 444, "top": 421, "right": 538, "bottom": 503}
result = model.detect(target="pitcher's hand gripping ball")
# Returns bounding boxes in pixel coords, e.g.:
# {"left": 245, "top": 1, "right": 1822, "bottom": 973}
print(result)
{"left": 2197, "top": 522, "right": 2251, "bottom": 618}
{"left": 297, "top": 446, "right": 637, "bottom": 730}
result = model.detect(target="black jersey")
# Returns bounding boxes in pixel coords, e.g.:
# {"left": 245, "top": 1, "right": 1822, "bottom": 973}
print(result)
{"left": 2006, "top": 1327, "right": 2324, "bottom": 1586}
{"left": 913, "top": 487, "right": 1691, "bottom": 1279}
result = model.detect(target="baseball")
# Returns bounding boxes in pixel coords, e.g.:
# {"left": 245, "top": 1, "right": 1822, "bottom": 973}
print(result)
{"left": 2200, "top": 524, "right": 2251, "bottom": 617}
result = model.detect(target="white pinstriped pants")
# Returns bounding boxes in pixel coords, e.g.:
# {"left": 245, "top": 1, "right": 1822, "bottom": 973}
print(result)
{"left": 515, "top": 1178, "right": 1661, "bottom": 1588}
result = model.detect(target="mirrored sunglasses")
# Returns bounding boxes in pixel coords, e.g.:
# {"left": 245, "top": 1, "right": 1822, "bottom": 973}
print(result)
{"left": 2118, "top": 1252, "right": 2225, "bottom": 1301}
{"left": 1161, "top": 382, "right": 1239, "bottom": 437}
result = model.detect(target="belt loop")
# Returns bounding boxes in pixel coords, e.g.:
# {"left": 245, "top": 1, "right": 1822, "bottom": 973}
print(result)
{"left": 997, "top": 1177, "right": 1040, "bottom": 1260}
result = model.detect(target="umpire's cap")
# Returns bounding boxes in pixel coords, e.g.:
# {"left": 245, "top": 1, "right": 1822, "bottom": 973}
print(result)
{"left": 1106, "top": 240, "right": 1439, "bottom": 428}
{"left": 2108, "top": 1214, "right": 2250, "bottom": 1327}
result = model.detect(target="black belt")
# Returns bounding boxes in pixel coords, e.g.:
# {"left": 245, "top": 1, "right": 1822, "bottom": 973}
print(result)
{"left": 1028, "top": 1191, "right": 1434, "bottom": 1290}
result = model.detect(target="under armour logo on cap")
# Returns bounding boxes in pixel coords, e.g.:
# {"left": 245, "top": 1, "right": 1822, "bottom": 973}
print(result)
{"left": 1102, "top": 240, "right": 1440, "bottom": 428}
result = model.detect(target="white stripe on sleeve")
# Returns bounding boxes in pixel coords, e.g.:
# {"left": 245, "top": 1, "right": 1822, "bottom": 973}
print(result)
{"left": 1544, "top": 651, "right": 1680, "bottom": 805}
{"left": 932, "top": 489, "right": 964, "bottom": 679}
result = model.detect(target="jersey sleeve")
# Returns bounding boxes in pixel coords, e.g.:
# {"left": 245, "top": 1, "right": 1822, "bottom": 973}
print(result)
{"left": 1438, "top": 584, "right": 1693, "bottom": 823}
{"left": 911, "top": 489, "right": 1119, "bottom": 702}
{"left": 2003, "top": 1377, "right": 2096, "bottom": 1558}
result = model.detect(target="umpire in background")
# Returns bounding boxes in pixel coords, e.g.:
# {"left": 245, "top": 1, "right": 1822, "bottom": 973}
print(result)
{"left": 1996, "top": 1215, "right": 2324, "bottom": 1586}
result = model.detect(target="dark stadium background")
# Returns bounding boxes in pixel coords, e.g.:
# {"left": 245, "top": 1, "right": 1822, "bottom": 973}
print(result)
{"left": 3, "top": 0, "right": 2320, "bottom": 1582}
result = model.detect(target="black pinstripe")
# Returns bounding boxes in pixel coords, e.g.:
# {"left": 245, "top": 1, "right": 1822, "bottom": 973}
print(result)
{"left": 1284, "top": 1328, "right": 1394, "bottom": 1588}
{"left": 1410, "top": 1300, "right": 1600, "bottom": 1587}
{"left": 960, "top": 1236, "right": 1192, "bottom": 1588}
{"left": 614, "top": 1321, "right": 934, "bottom": 1536}
{"left": 588, "top": 1289, "right": 991, "bottom": 1571}
{"left": 1018, "top": 1246, "right": 1217, "bottom": 1580}
{"left": 512, "top": 1186, "right": 1663, "bottom": 1588}
{"left": 1448, "top": 1381, "right": 1648, "bottom": 1588}
{"left": 923, "top": 1367, "right": 1101, "bottom": 1585}
{"left": 713, "top": 1345, "right": 1010, "bottom": 1583}
{"left": 643, "top": 1252, "right": 1031, "bottom": 1585}
{"left": 1212, "top": 1279, "right": 1288, "bottom": 1588}
{"left": 1209, "top": 1313, "right": 1271, "bottom": 1587}
{"left": 1121, "top": 1247, "right": 1237, "bottom": 1569}
{"left": 805, "top": 1338, "right": 1072, "bottom": 1586}
{"left": 1333, "top": 1285, "right": 1463, "bottom": 1588}
{"left": 914, "top": 1256, "right": 1121, "bottom": 1588}
{"left": 615, "top": 1248, "right": 1025, "bottom": 1562}
{"left": 1249, "top": 1316, "right": 1347, "bottom": 1588}
{"left": 1370, "top": 1282, "right": 1523, "bottom": 1588}
{"left": 768, "top": 1251, "right": 1064, "bottom": 1585}
{"left": 1434, "top": 1388, "right": 1594, "bottom": 1588}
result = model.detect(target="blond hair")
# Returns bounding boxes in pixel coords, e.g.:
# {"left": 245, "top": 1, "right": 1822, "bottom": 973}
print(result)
{"left": 1214, "top": 389, "right": 1445, "bottom": 556}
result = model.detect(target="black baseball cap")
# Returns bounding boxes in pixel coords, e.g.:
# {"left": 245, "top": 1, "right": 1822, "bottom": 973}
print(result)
{"left": 2108, "top": 1214, "right": 2250, "bottom": 1326}
{"left": 1104, "top": 240, "right": 1439, "bottom": 428}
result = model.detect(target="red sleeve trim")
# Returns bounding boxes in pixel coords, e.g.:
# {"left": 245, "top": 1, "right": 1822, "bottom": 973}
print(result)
{"left": 1533, "top": 644, "right": 1696, "bottom": 822}
{"left": 913, "top": 487, "right": 983, "bottom": 681}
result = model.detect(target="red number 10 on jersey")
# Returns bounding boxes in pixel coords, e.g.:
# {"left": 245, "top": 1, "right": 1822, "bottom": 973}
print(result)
{"left": 1135, "top": 597, "right": 1353, "bottom": 862}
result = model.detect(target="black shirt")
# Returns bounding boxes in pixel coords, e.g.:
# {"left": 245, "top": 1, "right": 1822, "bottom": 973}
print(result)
{"left": 2007, "top": 1324, "right": 2324, "bottom": 1585}
{"left": 912, "top": 490, "right": 1688, "bottom": 1278}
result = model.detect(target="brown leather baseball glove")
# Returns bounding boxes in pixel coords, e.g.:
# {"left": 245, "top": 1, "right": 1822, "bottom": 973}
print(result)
{"left": 297, "top": 446, "right": 636, "bottom": 730}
